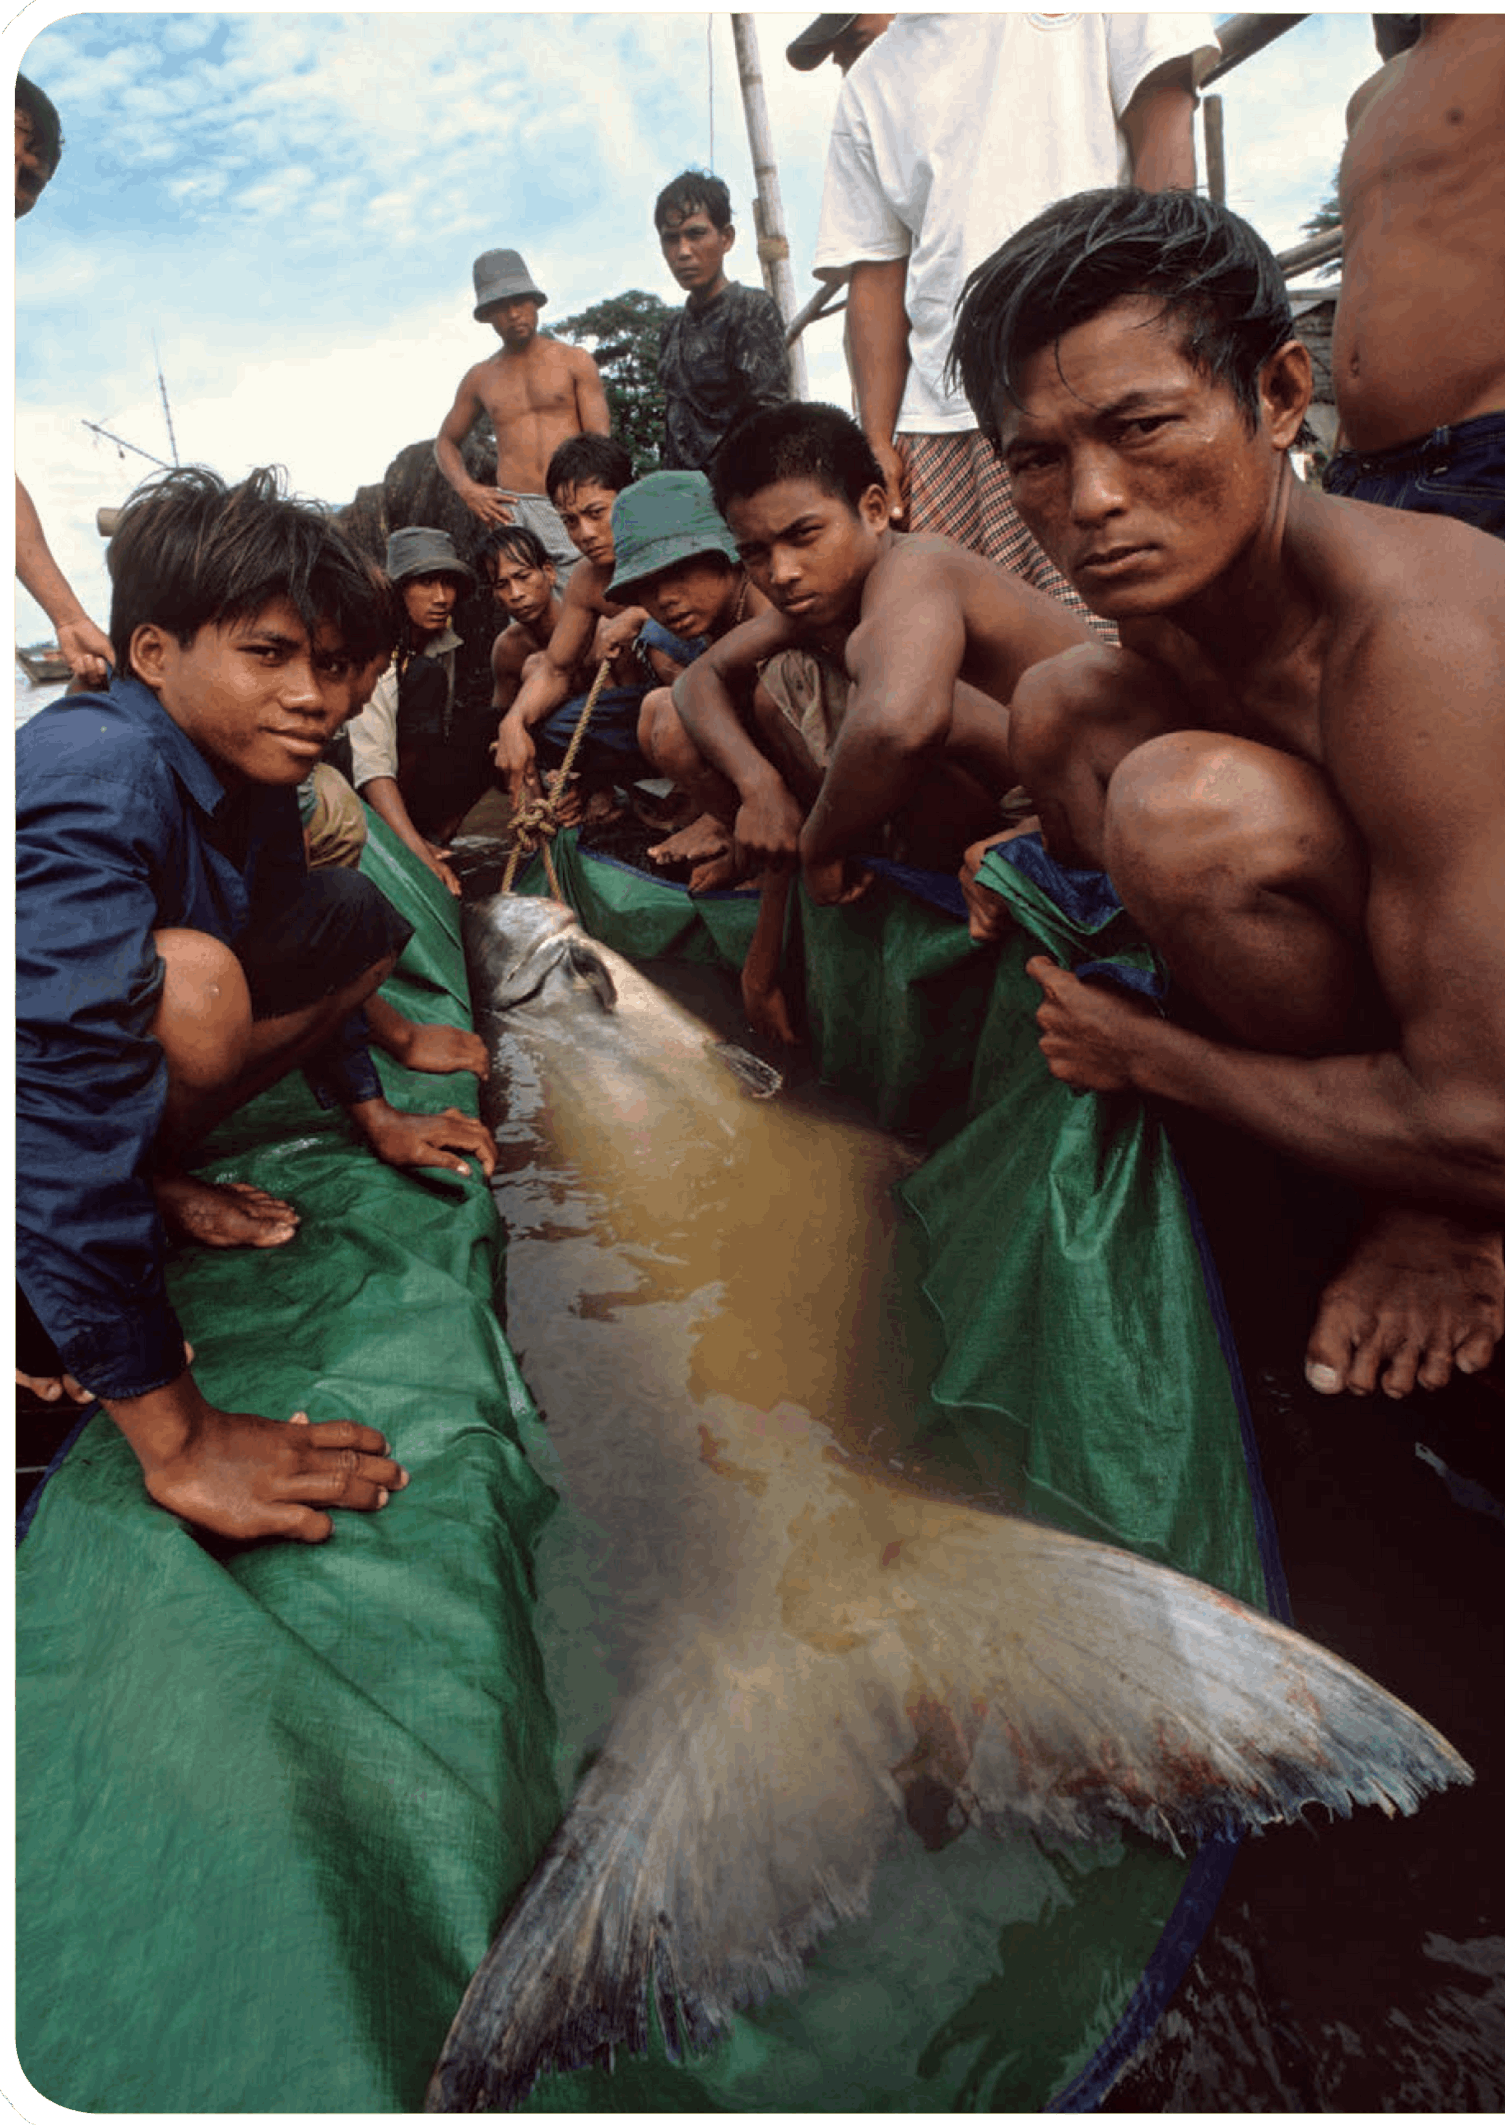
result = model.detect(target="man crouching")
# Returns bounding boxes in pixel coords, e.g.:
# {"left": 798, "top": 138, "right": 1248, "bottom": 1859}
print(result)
{"left": 16, "top": 466, "right": 497, "bottom": 1542}
{"left": 951, "top": 186, "right": 1505, "bottom": 1403}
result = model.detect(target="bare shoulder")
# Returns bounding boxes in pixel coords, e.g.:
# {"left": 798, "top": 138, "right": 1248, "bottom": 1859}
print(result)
{"left": 1344, "top": 51, "right": 1407, "bottom": 137}
{"left": 1314, "top": 498, "right": 1505, "bottom": 756}
{"left": 564, "top": 559, "right": 612, "bottom": 616}
{"left": 491, "top": 623, "right": 533, "bottom": 678}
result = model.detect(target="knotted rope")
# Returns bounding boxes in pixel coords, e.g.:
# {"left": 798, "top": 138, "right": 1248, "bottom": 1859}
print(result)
{"left": 499, "top": 654, "right": 615, "bottom": 897}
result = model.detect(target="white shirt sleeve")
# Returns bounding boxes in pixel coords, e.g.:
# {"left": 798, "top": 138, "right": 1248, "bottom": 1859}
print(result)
{"left": 345, "top": 660, "right": 399, "bottom": 789}
{"left": 1106, "top": 13, "right": 1222, "bottom": 114}
{"left": 812, "top": 75, "right": 912, "bottom": 282}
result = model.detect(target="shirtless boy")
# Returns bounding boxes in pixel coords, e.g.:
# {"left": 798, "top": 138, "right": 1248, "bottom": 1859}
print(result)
{"left": 671, "top": 401, "right": 1091, "bottom": 1033}
{"left": 949, "top": 184, "right": 1505, "bottom": 1402}
{"left": 435, "top": 247, "right": 611, "bottom": 573}
{"left": 16, "top": 467, "right": 498, "bottom": 1544}
{"left": 491, "top": 435, "right": 655, "bottom": 808}
{"left": 1324, "top": 15, "right": 1505, "bottom": 535}
{"left": 483, "top": 524, "right": 564, "bottom": 719}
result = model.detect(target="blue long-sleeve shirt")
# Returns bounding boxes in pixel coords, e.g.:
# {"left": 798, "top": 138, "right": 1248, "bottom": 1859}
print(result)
{"left": 16, "top": 676, "right": 382, "bottom": 1400}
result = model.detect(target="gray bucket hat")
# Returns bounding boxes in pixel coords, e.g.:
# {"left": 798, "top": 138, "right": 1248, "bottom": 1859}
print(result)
{"left": 472, "top": 247, "right": 548, "bottom": 319}
{"left": 384, "top": 525, "right": 476, "bottom": 591}
{"left": 606, "top": 472, "right": 739, "bottom": 602}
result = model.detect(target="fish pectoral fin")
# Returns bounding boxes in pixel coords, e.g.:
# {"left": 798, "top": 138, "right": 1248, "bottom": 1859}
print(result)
{"left": 865, "top": 1508, "right": 1472, "bottom": 1851}
{"left": 711, "top": 1042, "right": 783, "bottom": 1098}
{"left": 425, "top": 1627, "right": 900, "bottom": 2111}
{"left": 565, "top": 938, "right": 618, "bottom": 1012}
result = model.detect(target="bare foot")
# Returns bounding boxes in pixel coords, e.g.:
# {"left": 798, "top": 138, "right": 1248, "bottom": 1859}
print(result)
{"left": 581, "top": 787, "right": 627, "bottom": 830}
{"left": 649, "top": 812, "right": 731, "bottom": 871}
{"left": 1305, "top": 1206, "right": 1504, "bottom": 1399}
{"left": 687, "top": 849, "right": 741, "bottom": 895}
{"left": 155, "top": 1174, "right": 300, "bottom": 1250}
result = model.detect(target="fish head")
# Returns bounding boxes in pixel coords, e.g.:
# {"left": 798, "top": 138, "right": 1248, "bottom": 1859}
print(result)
{"left": 463, "top": 893, "right": 618, "bottom": 1015}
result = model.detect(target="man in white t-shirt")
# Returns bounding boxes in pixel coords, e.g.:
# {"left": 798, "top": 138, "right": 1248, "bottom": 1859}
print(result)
{"left": 812, "top": 12, "right": 1218, "bottom": 630}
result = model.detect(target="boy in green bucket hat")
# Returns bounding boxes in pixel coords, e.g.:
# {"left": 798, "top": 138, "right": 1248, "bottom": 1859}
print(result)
{"left": 606, "top": 470, "right": 773, "bottom": 882}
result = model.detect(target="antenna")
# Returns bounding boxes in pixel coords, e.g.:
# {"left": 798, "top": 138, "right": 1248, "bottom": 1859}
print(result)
{"left": 153, "top": 335, "right": 180, "bottom": 466}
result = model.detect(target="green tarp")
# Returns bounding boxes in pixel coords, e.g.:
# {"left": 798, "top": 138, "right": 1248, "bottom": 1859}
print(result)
{"left": 17, "top": 822, "right": 1269, "bottom": 2113}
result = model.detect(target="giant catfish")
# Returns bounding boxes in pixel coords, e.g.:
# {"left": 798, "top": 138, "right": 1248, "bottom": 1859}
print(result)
{"left": 429, "top": 890, "right": 1470, "bottom": 2111}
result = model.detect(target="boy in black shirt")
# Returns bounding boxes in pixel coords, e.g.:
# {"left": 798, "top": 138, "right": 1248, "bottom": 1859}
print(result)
{"left": 655, "top": 170, "right": 792, "bottom": 473}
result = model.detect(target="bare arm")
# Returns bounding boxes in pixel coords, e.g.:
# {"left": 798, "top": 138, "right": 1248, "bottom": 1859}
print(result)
{"left": 1121, "top": 59, "right": 1198, "bottom": 192}
{"left": 15, "top": 476, "right": 114, "bottom": 684}
{"left": 844, "top": 260, "right": 912, "bottom": 525}
{"left": 490, "top": 626, "right": 531, "bottom": 716}
{"left": 435, "top": 370, "right": 515, "bottom": 527}
{"left": 800, "top": 559, "right": 966, "bottom": 886}
{"left": 1031, "top": 601, "right": 1505, "bottom": 1217}
{"left": 493, "top": 573, "right": 605, "bottom": 799}
{"left": 571, "top": 347, "right": 612, "bottom": 438}
{"left": 672, "top": 608, "right": 807, "bottom": 870}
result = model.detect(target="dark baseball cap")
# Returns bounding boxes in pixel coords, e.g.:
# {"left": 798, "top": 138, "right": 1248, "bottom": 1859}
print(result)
{"left": 786, "top": 15, "right": 859, "bottom": 70}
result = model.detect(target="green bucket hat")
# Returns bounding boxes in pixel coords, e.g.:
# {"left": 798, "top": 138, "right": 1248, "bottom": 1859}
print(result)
{"left": 607, "top": 472, "right": 740, "bottom": 601}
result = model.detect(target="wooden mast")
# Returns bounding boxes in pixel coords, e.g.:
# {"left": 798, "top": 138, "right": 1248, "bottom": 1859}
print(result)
{"left": 730, "top": 12, "right": 809, "bottom": 399}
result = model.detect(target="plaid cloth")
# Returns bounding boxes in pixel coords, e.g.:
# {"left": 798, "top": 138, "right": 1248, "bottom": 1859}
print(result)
{"left": 901, "top": 432, "right": 1117, "bottom": 644}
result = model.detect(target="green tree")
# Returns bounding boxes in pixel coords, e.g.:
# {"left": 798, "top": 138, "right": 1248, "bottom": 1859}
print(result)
{"left": 555, "top": 289, "right": 675, "bottom": 474}
{"left": 1301, "top": 172, "right": 1343, "bottom": 280}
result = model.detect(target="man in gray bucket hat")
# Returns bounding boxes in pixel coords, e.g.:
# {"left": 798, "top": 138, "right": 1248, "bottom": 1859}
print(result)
{"left": 435, "top": 246, "right": 611, "bottom": 581}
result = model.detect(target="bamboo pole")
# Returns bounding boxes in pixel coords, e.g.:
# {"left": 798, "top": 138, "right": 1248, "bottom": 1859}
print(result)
{"left": 1275, "top": 229, "right": 1343, "bottom": 277}
{"left": 1202, "top": 13, "right": 1308, "bottom": 87}
{"left": 1203, "top": 93, "right": 1226, "bottom": 206}
{"left": 730, "top": 12, "right": 810, "bottom": 399}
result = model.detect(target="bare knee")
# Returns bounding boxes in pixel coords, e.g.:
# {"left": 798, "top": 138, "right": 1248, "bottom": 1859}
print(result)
{"left": 638, "top": 686, "right": 687, "bottom": 775}
{"left": 152, "top": 929, "right": 252, "bottom": 1096}
{"left": 1009, "top": 644, "right": 1133, "bottom": 789}
{"left": 1103, "top": 733, "right": 1365, "bottom": 930}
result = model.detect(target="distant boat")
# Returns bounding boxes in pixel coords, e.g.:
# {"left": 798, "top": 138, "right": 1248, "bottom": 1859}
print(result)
{"left": 17, "top": 643, "right": 72, "bottom": 685}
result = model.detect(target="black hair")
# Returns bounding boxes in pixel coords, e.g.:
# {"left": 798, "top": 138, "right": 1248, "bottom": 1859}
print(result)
{"left": 654, "top": 169, "right": 733, "bottom": 234}
{"left": 15, "top": 74, "right": 63, "bottom": 178}
{"left": 1372, "top": 13, "right": 1422, "bottom": 59}
{"left": 545, "top": 433, "right": 635, "bottom": 504}
{"left": 479, "top": 523, "right": 552, "bottom": 575}
{"left": 710, "top": 402, "right": 884, "bottom": 518}
{"left": 948, "top": 188, "right": 1296, "bottom": 447}
{"left": 107, "top": 465, "right": 394, "bottom": 677}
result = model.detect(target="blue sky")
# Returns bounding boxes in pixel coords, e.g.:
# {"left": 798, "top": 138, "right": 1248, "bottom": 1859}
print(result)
{"left": 9, "top": 8, "right": 1383, "bottom": 647}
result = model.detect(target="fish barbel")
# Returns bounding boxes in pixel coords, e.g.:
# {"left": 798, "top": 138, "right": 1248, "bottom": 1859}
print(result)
{"left": 427, "top": 890, "right": 1471, "bottom": 2112}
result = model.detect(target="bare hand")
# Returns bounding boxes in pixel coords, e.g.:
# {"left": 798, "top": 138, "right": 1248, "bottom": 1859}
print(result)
{"left": 732, "top": 781, "right": 804, "bottom": 875}
{"left": 422, "top": 841, "right": 463, "bottom": 897}
{"left": 384, "top": 1018, "right": 488, "bottom": 1080}
{"left": 741, "top": 967, "right": 799, "bottom": 1046}
{"left": 1026, "top": 955, "right": 1155, "bottom": 1093}
{"left": 356, "top": 1099, "right": 499, "bottom": 1180}
{"left": 464, "top": 484, "right": 518, "bottom": 529}
{"left": 960, "top": 832, "right": 1015, "bottom": 944}
{"left": 147, "top": 1405, "right": 407, "bottom": 1544}
{"left": 16, "top": 1365, "right": 94, "bottom": 1406}
{"left": 802, "top": 854, "right": 873, "bottom": 907}
{"left": 56, "top": 614, "right": 114, "bottom": 687}
{"left": 493, "top": 713, "right": 541, "bottom": 802}
{"left": 872, "top": 435, "right": 910, "bottom": 528}
{"left": 594, "top": 607, "right": 648, "bottom": 664}
{"left": 102, "top": 1369, "right": 407, "bottom": 1544}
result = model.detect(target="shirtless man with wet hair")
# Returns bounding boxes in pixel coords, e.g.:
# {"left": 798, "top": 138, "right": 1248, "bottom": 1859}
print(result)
{"left": 435, "top": 247, "right": 611, "bottom": 575}
{"left": 950, "top": 184, "right": 1505, "bottom": 1404}
{"left": 1323, "top": 15, "right": 1505, "bottom": 536}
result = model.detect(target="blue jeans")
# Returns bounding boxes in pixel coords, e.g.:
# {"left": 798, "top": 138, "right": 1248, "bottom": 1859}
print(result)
{"left": 1323, "top": 412, "right": 1505, "bottom": 538}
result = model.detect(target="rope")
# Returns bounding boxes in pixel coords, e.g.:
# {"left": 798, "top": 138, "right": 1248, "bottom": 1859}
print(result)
{"left": 499, "top": 654, "right": 616, "bottom": 897}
